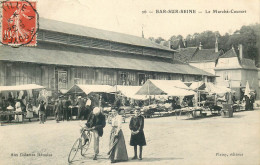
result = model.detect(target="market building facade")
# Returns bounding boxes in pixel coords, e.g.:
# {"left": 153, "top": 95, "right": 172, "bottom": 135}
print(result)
{"left": 0, "top": 18, "right": 215, "bottom": 95}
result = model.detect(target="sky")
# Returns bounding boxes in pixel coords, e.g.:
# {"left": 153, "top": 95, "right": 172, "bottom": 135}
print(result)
{"left": 38, "top": 0, "right": 260, "bottom": 40}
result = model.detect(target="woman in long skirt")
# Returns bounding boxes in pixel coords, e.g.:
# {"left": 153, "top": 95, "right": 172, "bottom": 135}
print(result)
{"left": 15, "top": 101, "right": 23, "bottom": 122}
{"left": 26, "top": 100, "right": 34, "bottom": 122}
{"left": 108, "top": 109, "right": 128, "bottom": 163}
{"left": 129, "top": 109, "right": 146, "bottom": 160}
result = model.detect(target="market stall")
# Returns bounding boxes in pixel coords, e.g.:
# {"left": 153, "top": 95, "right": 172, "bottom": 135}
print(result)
{"left": 189, "top": 81, "right": 233, "bottom": 115}
{"left": 66, "top": 84, "right": 112, "bottom": 95}
{"left": 136, "top": 79, "right": 197, "bottom": 118}
{"left": 106, "top": 85, "right": 149, "bottom": 122}
{"left": 65, "top": 84, "right": 112, "bottom": 119}
{"left": 0, "top": 84, "right": 45, "bottom": 124}
{"left": 107, "top": 85, "right": 148, "bottom": 101}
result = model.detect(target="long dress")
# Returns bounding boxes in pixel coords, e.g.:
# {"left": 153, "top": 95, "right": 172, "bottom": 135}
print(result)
{"left": 15, "top": 102, "right": 23, "bottom": 122}
{"left": 129, "top": 115, "right": 146, "bottom": 146}
{"left": 109, "top": 115, "right": 128, "bottom": 162}
{"left": 26, "top": 103, "right": 34, "bottom": 119}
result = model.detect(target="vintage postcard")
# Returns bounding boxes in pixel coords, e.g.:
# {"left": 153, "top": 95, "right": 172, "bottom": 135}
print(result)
{"left": 0, "top": 0, "right": 259, "bottom": 165}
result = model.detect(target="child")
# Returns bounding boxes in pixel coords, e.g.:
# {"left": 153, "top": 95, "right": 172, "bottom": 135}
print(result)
{"left": 129, "top": 109, "right": 146, "bottom": 160}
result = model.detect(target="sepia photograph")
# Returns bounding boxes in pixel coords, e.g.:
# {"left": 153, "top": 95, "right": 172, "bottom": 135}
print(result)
{"left": 0, "top": 0, "right": 260, "bottom": 164}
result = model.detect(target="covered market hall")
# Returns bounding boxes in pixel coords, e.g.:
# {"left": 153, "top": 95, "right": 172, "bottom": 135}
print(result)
{"left": 0, "top": 18, "right": 215, "bottom": 96}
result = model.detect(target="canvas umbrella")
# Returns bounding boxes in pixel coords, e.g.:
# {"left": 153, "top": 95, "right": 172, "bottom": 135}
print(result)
{"left": 244, "top": 81, "right": 250, "bottom": 97}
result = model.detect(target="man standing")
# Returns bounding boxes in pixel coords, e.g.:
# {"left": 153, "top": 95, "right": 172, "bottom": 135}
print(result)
{"left": 65, "top": 95, "right": 72, "bottom": 120}
{"left": 85, "top": 96, "right": 92, "bottom": 119}
{"left": 85, "top": 107, "right": 106, "bottom": 160}
{"left": 55, "top": 96, "right": 63, "bottom": 123}
{"left": 76, "top": 96, "right": 85, "bottom": 120}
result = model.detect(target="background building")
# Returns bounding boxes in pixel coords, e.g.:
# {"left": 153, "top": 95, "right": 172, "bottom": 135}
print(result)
{"left": 215, "top": 45, "right": 259, "bottom": 99}
{"left": 174, "top": 40, "right": 224, "bottom": 75}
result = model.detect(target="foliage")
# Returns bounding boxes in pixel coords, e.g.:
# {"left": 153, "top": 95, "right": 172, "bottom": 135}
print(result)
{"left": 149, "top": 23, "right": 260, "bottom": 64}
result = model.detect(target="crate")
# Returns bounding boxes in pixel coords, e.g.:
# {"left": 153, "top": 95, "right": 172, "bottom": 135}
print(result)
{"left": 221, "top": 104, "right": 233, "bottom": 118}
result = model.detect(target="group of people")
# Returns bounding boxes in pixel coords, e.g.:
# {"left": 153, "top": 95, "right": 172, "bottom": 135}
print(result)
{"left": 0, "top": 95, "right": 37, "bottom": 122}
{"left": 244, "top": 93, "right": 255, "bottom": 110}
{"left": 83, "top": 107, "right": 146, "bottom": 163}
{"left": 54, "top": 95, "right": 94, "bottom": 123}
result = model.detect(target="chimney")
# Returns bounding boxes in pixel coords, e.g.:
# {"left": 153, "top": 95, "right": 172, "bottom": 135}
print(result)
{"left": 168, "top": 40, "right": 171, "bottom": 49}
{"left": 142, "top": 26, "right": 144, "bottom": 38}
{"left": 215, "top": 36, "right": 218, "bottom": 53}
{"left": 238, "top": 44, "right": 243, "bottom": 60}
{"left": 199, "top": 42, "right": 202, "bottom": 50}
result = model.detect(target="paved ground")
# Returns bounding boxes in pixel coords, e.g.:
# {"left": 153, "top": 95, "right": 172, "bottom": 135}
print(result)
{"left": 0, "top": 109, "right": 260, "bottom": 165}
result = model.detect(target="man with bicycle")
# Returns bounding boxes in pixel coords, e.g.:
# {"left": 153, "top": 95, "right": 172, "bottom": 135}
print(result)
{"left": 85, "top": 107, "right": 106, "bottom": 160}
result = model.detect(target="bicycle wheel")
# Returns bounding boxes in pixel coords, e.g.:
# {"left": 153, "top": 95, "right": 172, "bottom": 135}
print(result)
{"left": 81, "top": 132, "right": 92, "bottom": 156}
{"left": 68, "top": 138, "right": 81, "bottom": 163}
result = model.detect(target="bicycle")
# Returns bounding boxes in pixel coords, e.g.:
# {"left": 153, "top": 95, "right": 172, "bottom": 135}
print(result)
{"left": 68, "top": 127, "right": 92, "bottom": 163}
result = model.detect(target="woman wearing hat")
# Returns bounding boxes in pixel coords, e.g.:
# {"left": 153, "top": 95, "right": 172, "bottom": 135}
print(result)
{"left": 108, "top": 109, "right": 128, "bottom": 163}
{"left": 129, "top": 108, "right": 146, "bottom": 160}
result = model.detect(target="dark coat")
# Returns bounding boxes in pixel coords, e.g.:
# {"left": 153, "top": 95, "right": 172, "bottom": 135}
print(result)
{"left": 39, "top": 103, "right": 46, "bottom": 114}
{"left": 86, "top": 112, "right": 106, "bottom": 137}
{"left": 129, "top": 115, "right": 146, "bottom": 146}
{"left": 55, "top": 101, "right": 63, "bottom": 114}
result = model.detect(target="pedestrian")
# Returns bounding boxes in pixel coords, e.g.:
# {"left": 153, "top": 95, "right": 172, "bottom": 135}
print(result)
{"left": 85, "top": 96, "right": 92, "bottom": 119}
{"left": 65, "top": 95, "right": 72, "bottom": 121}
{"left": 108, "top": 109, "right": 128, "bottom": 163}
{"left": 129, "top": 109, "right": 146, "bottom": 160}
{"left": 76, "top": 96, "right": 85, "bottom": 120}
{"left": 61, "top": 96, "right": 67, "bottom": 121}
{"left": 245, "top": 95, "right": 250, "bottom": 110}
{"left": 38, "top": 100, "right": 46, "bottom": 124}
{"left": 85, "top": 107, "right": 106, "bottom": 160}
{"left": 15, "top": 101, "right": 23, "bottom": 122}
{"left": 26, "top": 99, "right": 34, "bottom": 122}
{"left": 249, "top": 93, "right": 255, "bottom": 110}
{"left": 55, "top": 97, "right": 63, "bottom": 123}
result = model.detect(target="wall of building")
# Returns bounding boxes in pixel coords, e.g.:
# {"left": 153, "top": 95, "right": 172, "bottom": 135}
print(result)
{"left": 215, "top": 69, "right": 241, "bottom": 99}
{"left": 241, "top": 69, "right": 259, "bottom": 99}
{"left": 216, "top": 57, "right": 240, "bottom": 69}
{"left": 0, "top": 61, "right": 206, "bottom": 92}
{"left": 189, "top": 62, "right": 216, "bottom": 75}
{"left": 215, "top": 69, "right": 258, "bottom": 99}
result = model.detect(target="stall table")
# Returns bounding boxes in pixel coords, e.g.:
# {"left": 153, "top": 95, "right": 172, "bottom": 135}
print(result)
{"left": 0, "top": 111, "right": 26, "bottom": 124}
{"left": 175, "top": 108, "right": 207, "bottom": 119}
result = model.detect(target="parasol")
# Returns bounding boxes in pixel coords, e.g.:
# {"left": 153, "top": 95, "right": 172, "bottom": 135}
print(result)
{"left": 107, "top": 137, "right": 119, "bottom": 155}
{"left": 244, "top": 81, "right": 250, "bottom": 97}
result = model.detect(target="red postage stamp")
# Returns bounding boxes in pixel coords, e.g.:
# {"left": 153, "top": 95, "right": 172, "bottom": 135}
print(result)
{"left": 1, "top": 0, "right": 38, "bottom": 46}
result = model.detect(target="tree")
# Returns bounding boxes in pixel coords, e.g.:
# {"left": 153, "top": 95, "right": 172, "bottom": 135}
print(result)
{"left": 155, "top": 37, "right": 165, "bottom": 44}
{"left": 148, "top": 23, "right": 260, "bottom": 65}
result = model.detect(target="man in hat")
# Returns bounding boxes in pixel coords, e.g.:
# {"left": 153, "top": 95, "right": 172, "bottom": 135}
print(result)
{"left": 85, "top": 107, "right": 106, "bottom": 160}
{"left": 76, "top": 96, "right": 85, "bottom": 120}
{"left": 85, "top": 96, "right": 92, "bottom": 119}
{"left": 65, "top": 95, "right": 72, "bottom": 121}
